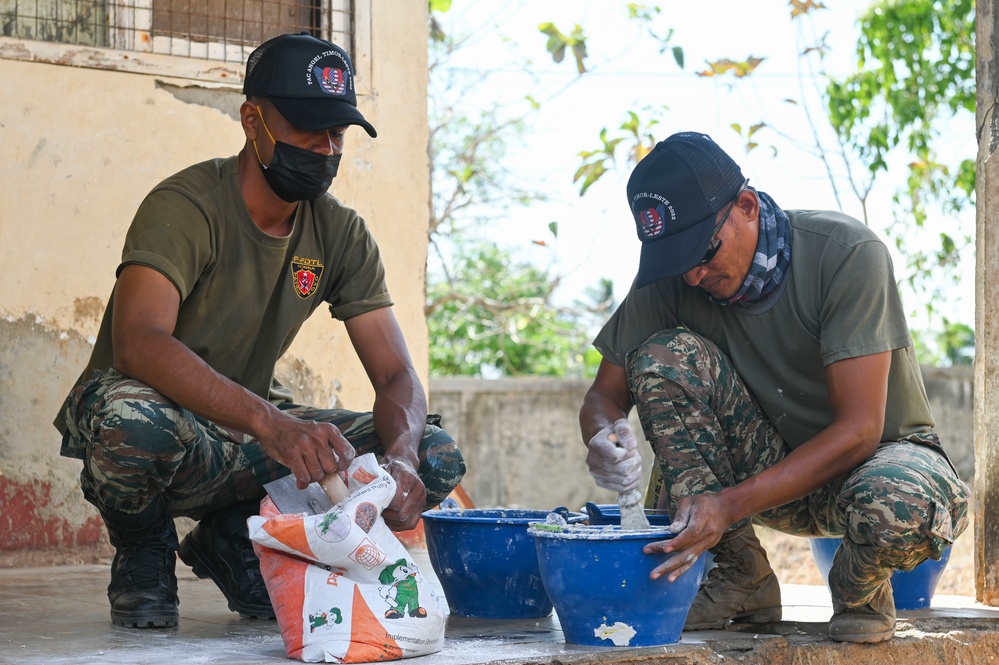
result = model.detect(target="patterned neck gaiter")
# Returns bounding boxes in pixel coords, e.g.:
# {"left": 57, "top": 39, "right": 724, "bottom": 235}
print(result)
{"left": 711, "top": 189, "right": 792, "bottom": 307}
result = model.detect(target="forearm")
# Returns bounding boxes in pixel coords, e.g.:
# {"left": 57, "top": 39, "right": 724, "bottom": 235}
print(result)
{"left": 719, "top": 421, "right": 880, "bottom": 525}
{"left": 580, "top": 359, "right": 634, "bottom": 445}
{"left": 580, "top": 391, "right": 629, "bottom": 443}
{"left": 371, "top": 366, "right": 426, "bottom": 469}
{"left": 114, "top": 329, "right": 279, "bottom": 439}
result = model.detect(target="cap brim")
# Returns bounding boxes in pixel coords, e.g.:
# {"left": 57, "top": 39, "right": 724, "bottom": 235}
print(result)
{"left": 636, "top": 212, "right": 717, "bottom": 288}
{"left": 269, "top": 96, "right": 377, "bottom": 137}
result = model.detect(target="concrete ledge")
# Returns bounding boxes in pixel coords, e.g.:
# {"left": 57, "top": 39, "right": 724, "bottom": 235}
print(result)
{"left": 489, "top": 619, "right": 999, "bottom": 664}
{"left": 4, "top": 561, "right": 999, "bottom": 665}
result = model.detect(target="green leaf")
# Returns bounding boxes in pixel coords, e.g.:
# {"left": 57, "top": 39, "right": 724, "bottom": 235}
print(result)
{"left": 572, "top": 41, "right": 588, "bottom": 73}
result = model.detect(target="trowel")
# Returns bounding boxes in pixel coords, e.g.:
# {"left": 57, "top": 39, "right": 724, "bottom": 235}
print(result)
{"left": 609, "top": 432, "right": 651, "bottom": 531}
{"left": 263, "top": 471, "right": 350, "bottom": 515}
{"left": 617, "top": 488, "right": 651, "bottom": 531}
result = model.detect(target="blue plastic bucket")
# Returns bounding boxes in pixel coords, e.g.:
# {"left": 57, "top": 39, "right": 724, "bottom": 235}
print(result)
{"left": 809, "top": 536, "right": 951, "bottom": 610}
{"left": 422, "top": 507, "right": 586, "bottom": 619}
{"left": 531, "top": 524, "right": 704, "bottom": 647}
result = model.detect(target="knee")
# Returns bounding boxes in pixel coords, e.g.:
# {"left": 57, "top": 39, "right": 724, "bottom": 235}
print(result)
{"left": 83, "top": 375, "right": 186, "bottom": 467}
{"left": 839, "top": 467, "right": 957, "bottom": 559}
{"left": 419, "top": 426, "right": 466, "bottom": 508}
{"left": 627, "top": 329, "right": 725, "bottom": 396}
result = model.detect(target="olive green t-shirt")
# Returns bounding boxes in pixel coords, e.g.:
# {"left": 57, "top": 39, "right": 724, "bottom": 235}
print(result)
{"left": 55, "top": 156, "right": 392, "bottom": 446}
{"left": 593, "top": 209, "right": 934, "bottom": 449}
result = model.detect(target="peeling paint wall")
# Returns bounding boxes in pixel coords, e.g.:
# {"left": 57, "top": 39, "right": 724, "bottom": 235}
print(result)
{"left": 0, "top": 315, "right": 104, "bottom": 549}
{"left": 0, "top": 1, "right": 430, "bottom": 552}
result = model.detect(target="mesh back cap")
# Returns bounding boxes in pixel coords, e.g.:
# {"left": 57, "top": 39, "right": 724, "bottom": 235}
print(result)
{"left": 627, "top": 132, "right": 745, "bottom": 287}
{"left": 243, "top": 32, "right": 376, "bottom": 137}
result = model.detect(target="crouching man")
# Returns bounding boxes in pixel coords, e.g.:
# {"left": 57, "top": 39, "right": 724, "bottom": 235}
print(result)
{"left": 54, "top": 32, "right": 464, "bottom": 628}
{"left": 580, "top": 131, "right": 968, "bottom": 643}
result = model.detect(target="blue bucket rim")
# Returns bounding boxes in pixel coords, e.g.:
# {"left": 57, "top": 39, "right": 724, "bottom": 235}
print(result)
{"left": 529, "top": 523, "right": 678, "bottom": 541}
{"left": 582, "top": 501, "right": 671, "bottom": 517}
{"left": 422, "top": 507, "right": 587, "bottom": 525}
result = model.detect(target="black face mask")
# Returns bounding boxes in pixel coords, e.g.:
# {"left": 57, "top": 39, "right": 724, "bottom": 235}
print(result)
{"left": 261, "top": 142, "right": 340, "bottom": 202}
{"left": 254, "top": 107, "right": 341, "bottom": 202}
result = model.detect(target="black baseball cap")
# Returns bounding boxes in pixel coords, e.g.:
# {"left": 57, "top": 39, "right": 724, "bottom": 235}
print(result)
{"left": 243, "top": 32, "right": 377, "bottom": 137}
{"left": 627, "top": 132, "right": 746, "bottom": 287}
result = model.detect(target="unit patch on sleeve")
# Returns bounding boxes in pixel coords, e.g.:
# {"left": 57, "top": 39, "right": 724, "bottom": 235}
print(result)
{"left": 291, "top": 256, "right": 324, "bottom": 299}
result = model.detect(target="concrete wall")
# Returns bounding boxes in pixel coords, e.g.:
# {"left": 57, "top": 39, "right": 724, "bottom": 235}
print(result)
{"left": 0, "top": 0, "right": 431, "bottom": 552}
{"left": 430, "top": 367, "right": 976, "bottom": 511}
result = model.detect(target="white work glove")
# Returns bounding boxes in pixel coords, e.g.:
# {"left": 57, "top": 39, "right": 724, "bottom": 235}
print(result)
{"left": 586, "top": 418, "right": 643, "bottom": 494}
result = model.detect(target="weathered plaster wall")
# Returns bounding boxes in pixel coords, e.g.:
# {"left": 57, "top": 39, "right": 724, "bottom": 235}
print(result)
{"left": 0, "top": 1, "right": 431, "bottom": 551}
{"left": 922, "top": 364, "right": 975, "bottom": 483}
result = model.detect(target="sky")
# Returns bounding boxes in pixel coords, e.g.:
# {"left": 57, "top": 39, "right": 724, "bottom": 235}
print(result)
{"left": 429, "top": 0, "right": 977, "bottom": 338}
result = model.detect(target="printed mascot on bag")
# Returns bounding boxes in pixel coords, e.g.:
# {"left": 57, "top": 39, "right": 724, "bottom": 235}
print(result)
{"left": 310, "top": 607, "right": 344, "bottom": 633}
{"left": 378, "top": 559, "right": 427, "bottom": 619}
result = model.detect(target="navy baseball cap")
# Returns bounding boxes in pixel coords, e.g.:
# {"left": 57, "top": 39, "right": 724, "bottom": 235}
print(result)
{"left": 628, "top": 132, "right": 745, "bottom": 287}
{"left": 243, "top": 32, "right": 376, "bottom": 137}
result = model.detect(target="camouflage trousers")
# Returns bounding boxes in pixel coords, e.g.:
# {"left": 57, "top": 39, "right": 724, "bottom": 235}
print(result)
{"left": 61, "top": 369, "right": 466, "bottom": 520}
{"left": 628, "top": 329, "right": 971, "bottom": 607}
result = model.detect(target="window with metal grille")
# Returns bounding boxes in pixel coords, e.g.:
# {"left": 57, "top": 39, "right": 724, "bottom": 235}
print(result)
{"left": 0, "top": 0, "right": 353, "bottom": 64}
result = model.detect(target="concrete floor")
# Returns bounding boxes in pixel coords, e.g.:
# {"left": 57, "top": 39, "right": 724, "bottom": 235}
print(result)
{"left": 3, "top": 549, "right": 999, "bottom": 665}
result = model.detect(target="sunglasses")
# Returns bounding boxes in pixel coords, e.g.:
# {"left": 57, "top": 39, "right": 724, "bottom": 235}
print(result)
{"left": 699, "top": 237, "right": 723, "bottom": 265}
{"left": 698, "top": 180, "right": 750, "bottom": 266}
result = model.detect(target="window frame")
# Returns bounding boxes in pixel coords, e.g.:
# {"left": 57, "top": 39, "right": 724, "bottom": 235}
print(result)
{"left": 0, "top": 0, "right": 371, "bottom": 92}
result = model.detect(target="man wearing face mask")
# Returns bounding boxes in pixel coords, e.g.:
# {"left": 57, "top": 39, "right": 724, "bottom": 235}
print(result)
{"left": 580, "top": 132, "right": 969, "bottom": 643}
{"left": 53, "top": 33, "right": 465, "bottom": 629}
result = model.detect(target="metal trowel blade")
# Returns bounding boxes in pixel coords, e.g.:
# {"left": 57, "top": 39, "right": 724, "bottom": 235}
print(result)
{"left": 618, "top": 489, "right": 652, "bottom": 531}
{"left": 263, "top": 475, "right": 335, "bottom": 515}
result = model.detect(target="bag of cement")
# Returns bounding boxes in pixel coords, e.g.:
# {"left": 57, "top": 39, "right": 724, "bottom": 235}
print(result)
{"left": 249, "top": 453, "right": 446, "bottom": 663}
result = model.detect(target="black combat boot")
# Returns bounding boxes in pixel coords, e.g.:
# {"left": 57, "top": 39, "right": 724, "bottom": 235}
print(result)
{"left": 99, "top": 499, "right": 180, "bottom": 628}
{"left": 178, "top": 500, "right": 275, "bottom": 619}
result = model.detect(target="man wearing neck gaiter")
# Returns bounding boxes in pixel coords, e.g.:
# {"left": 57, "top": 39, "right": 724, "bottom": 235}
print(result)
{"left": 580, "top": 131, "right": 969, "bottom": 643}
{"left": 52, "top": 33, "right": 464, "bottom": 630}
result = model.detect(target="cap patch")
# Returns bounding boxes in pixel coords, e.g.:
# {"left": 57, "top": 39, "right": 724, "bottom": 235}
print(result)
{"left": 306, "top": 50, "right": 353, "bottom": 96}
{"left": 639, "top": 205, "right": 665, "bottom": 238}
{"left": 632, "top": 193, "right": 676, "bottom": 240}
{"left": 314, "top": 66, "right": 346, "bottom": 95}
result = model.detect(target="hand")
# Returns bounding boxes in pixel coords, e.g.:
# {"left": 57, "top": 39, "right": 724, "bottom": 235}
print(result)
{"left": 258, "top": 413, "right": 355, "bottom": 489}
{"left": 643, "top": 492, "right": 734, "bottom": 582}
{"left": 586, "top": 418, "right": 643, "bottom": 494}
{"left": 380, "top": 457, "right": 426, "bottom": 532}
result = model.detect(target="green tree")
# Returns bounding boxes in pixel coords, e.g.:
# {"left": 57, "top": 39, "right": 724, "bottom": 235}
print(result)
{"left": 912, "top": 319, "right": 975, "bottom": 367}
{"left": 825, "top": 0, "right": 976, "bottom": 323}
{"left": 425, "top": 6, "right": 610, "bottom": 377}
{"left": 427, "top": 240, "right": 605, "bottom": 377}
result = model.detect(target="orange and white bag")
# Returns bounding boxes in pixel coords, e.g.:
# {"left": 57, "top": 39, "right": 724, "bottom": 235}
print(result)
{"left": 249, "top": 453, "right": 446, "bottom": 663}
